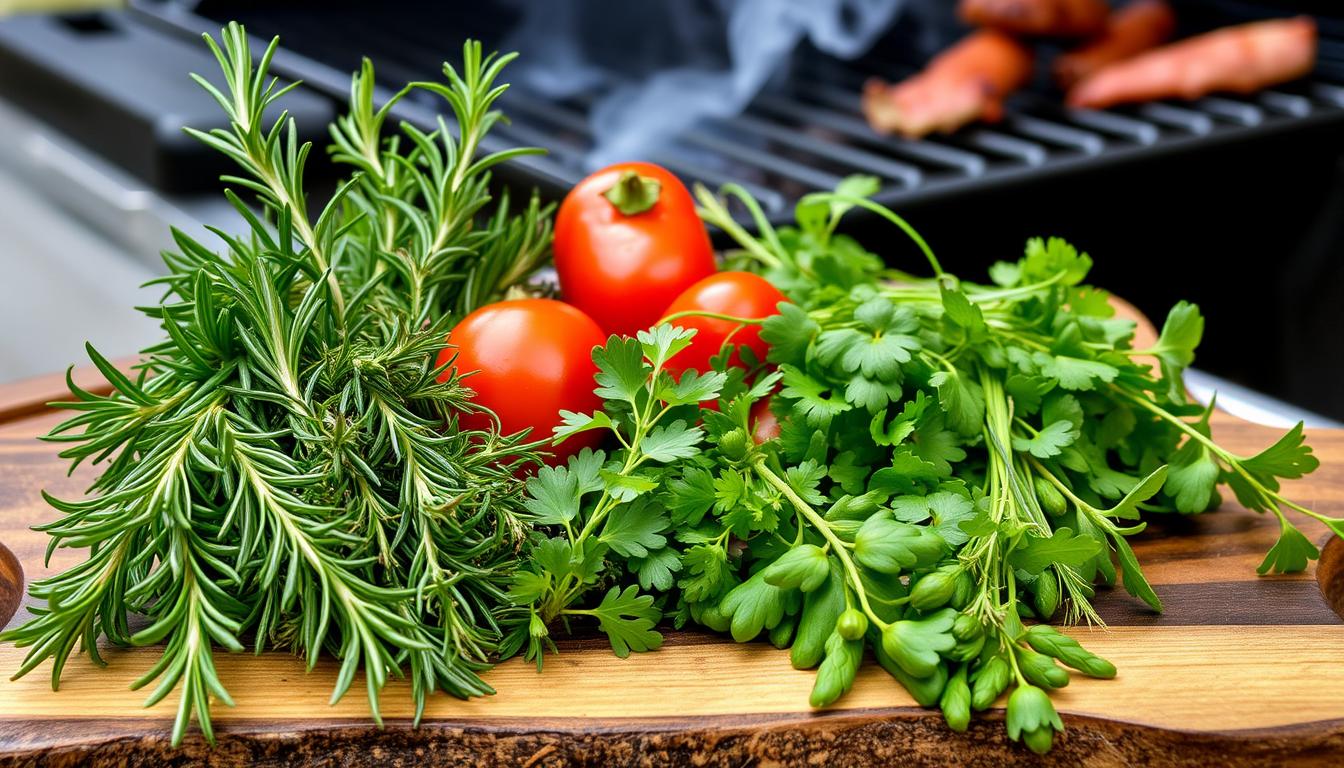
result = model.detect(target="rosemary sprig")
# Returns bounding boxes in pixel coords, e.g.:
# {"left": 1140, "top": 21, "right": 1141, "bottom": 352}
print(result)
{"left": 2, "top": 23, "right": 548, "bottom": 744}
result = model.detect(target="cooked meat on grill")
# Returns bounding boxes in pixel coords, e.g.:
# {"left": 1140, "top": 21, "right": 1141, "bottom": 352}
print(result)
{"left": 958, "top": 0, "right": 1110, "bottom": 38}
{"left": 862, "top": 30, "right": 1033, "bottom": 139}
{"left": 1054, "top": 0, "right": 1178, "bottom": 89}
{"left": 1068, "top": 16, "right": 1318, "bottom": 109}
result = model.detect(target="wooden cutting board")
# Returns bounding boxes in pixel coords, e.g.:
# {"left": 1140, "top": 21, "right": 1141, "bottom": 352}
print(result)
{"left": 0, "top": 362, "right": 1342, "bottom": 767}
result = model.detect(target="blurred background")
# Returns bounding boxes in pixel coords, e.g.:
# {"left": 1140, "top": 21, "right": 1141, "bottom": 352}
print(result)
{"left": 0, "top": 0, "right": 1340, "bottom": 425}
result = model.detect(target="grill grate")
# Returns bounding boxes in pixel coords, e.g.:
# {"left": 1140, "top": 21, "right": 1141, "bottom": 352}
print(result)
{"left": 133, "top": 0, "right": 1344, "bottom": 221}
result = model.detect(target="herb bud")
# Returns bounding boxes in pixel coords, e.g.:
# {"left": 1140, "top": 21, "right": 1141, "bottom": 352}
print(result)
{"left": 528, "top": 613, "right": 548, "bottom": 639}
{"left": 698, "top": 603, "right": 731, "bottom": 633}
{"left": 971, "top": 655, "right": 1010, "bottom": 710}
{"left": 854, "top": 519, "right": 947, "bottom": 574}
{"left": 951, "top": 613, "right": 981, "bottom": 641}
{"left": 1033, "top": 571, "right": 1060, "bottom": 620}
{"left": 880, "top": 608, "right": 957, "bottom": 678}
{"left": 762, "top": 544, "right": 830, "bottom": 592}
{"left": 719, "top": 429, "right": 750, "bottom": 461}
{"left": 769, "top": 615, "right": 796, "bottom": 649}
{"left": 940, "top": 666, "right": 972, "bottom": 732}
{"left": 1006, "top": 684, "right": 1064, "bottom": 755}
{"left": 809, "top": 632, "right": 864, "bottom": 708}
{"left": 1035, "top": 476, "right": 1067, "bottom": 516}
{"left": 874, "top": 639, "right": 949, "bottom": 707}
{"left": 836, "top": 608, "right": 868, "bottom": 640}
{"left": 950, "top": 568, "right": 976, "bottom": 609}
{"left": 909, "top": 567, "right": 959, "bottom": 611}
{"left": 1024, "top": 625, "right": 1117, "bottom": 679}
{"left": 1018, "top": 646, "right": 1070, "bottom": 689}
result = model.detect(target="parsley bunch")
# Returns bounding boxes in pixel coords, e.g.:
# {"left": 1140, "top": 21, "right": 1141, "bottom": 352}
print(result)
{"left": 516, "top": 177, "right": 1334, "bottom": 754}
{"left": 1, "top": 25, "right": 551, "bottom": 744}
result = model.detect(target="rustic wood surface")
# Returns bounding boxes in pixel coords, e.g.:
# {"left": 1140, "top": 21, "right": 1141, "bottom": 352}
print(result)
{"left": 0, "top": 340, "right": 1342, "bottom": 766}
{"left": 0, "top": 359, "right": 138, "bottom": 426}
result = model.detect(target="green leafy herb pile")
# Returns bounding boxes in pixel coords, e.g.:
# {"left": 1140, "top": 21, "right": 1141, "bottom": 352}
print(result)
{"left": 510, "top": 180, "right": 1335, "bottom": 753}
{"left": 1, "top": 25, "right": 552, "bottom": 744}
{"left": 2, "top": 25, "right": 1335, "bottom": 758}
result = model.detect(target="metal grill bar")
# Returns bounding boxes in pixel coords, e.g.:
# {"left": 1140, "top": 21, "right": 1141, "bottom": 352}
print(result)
{"left": 127, "top": 0, "right": 1344, "bottom": 225}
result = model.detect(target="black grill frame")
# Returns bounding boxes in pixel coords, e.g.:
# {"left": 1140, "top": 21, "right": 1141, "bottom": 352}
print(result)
{"left": 130, "top": 0, "right": 1344, "bottom": 223}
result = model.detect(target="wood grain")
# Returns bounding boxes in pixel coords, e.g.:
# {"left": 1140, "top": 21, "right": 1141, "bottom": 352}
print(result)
{"left": 0, "top": 360, "right": 1341, "bottom": 766}
{"left": 0, "top": 544, "right": 18, "bottom": 631}
{"left": 0, "top": 358, "right": 137, "bottom": 425}
{"left": 0, "top": 625, "right": 1341, "bottom": 728}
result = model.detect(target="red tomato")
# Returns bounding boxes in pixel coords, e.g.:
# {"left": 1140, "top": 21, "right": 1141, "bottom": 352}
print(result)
{"left": 751, "top": 396, "right": 781, "bottom": 444}
{"left": 662, "top": 272, "right": 788, "bottom": 378}
{"left": 437, "top": 299, "right": 606, "bottom": 464}
{"left": 554, "top": 162, "right": 716, "bottom": 337}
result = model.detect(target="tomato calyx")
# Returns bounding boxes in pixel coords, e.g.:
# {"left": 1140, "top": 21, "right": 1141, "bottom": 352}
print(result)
{"left": 602, "top": 170, "right": 662, "bottom": 216}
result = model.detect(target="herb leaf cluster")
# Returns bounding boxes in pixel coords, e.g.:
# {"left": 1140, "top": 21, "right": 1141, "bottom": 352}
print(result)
{"left": 515, "top": 178, "right": 1332, "bottom": 754}
{"left": 1, "top": 24, "right": 550, "bottom": 744}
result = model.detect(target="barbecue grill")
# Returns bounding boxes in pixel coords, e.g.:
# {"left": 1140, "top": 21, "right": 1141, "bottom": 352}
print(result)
{"left": 0, "top": 0, "right": 1341, "bottom": 419}
{"left": 122, "top": 0, "right": 1344, "bottom": 220}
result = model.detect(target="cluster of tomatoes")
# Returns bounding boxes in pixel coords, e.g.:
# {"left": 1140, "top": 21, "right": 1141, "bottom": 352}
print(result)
{"left": 436, "top": 162, "right": 787, "bottom": 463}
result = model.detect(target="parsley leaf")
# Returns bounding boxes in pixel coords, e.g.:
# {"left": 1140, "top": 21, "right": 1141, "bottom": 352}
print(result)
{"left": 941, "top": 286, "right": 987, "bottom": 342}
{"left": 1257, "top": 518, "right": 1319, "bottom": 575}
{"left": 1009, "top": 528, "right": 1103, "bottom": 575}
{"left": 786, "top": 460, "right": 828, "bottom": 506}
{"left": 508, "top": 571, "right": 550, "bottom": 604}
{"left": 1005, "top": 374, "right": 1051, "bottom": 415}
{"left": 593, "top": 336, "right": 649, "bottom": 403}
{"left": 1164, "top": 407, "right": 1220, "bottom": 514}
{"left": 600, "top": 500, "right": 669, "bottom": 558}
{"left": 761, "top": 303, "right": 819, "bottom": 367}
{"left": 1240, "top": 422, "right": 1319, "bottom": 480}
{"left": 891, "top": 490, "right": 978, "bottom": 547}
{"left": 845, "top": 375, "right": 903, "bottom": 411}
{"left": 533, "top": 537, "right": 577, "bottom": 579}
{"left": 829, "top": 451, "right": 869, "bottom": 495}
{"left": 1143, "top": 301, "right": 1204, "bottom": 401}
{"left": 1035, "top": 353, "right": 1118, "bottom": 391}
{"left": 1113, "top": 534, "right": 1162, "bottom": 611}
{"left": 870, "top": 392, "right": 928, "bottom": 446}
{"left": 553, "top": 409, "right": 614, "bottom": 442}
{"left": 588, "top": 585, "right": 663, "bottom": 658}
{"left": 1022, "top": 237, "right": 1092, "bottom": 286}
{"left": 780, "top": 364, "right": 851, "bottom": 425}
{"left": 667, "top": 466, "right": 717, "bottom": 526}
{"left": 930, "top": 370, "right": 985, "bottom": 437}
{"left": 679, "top": 544, "right": 731, "bottom": 603}
{"left": 911, "top": 411, "right": 967, "bottom": 476}
{"left": 637, "top": 324, "right": 696, "bottom": 368}
{"left": 524, "top": 465, "right": 582, "bottom": 524}
{"left": 662, "top": 369, "right": 727, "bottom": 406}
{"left": 1012, "top": 420, "right": 1078, "bottom": 459}
{"left": 641, "top": 420, "right": 705, "bottom": 462}
{"left": 630, "top": 548, "right": 681, "bottom": 591}
{"left": 601, "top": 470, "right": 659, "bottom": 502}
{"left": 870, "top": 447, "right": 942, "bottom": 496}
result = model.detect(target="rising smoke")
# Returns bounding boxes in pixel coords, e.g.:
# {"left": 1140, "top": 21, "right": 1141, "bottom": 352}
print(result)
{"left": 504, "top": 0, "right": 940, "bottom": 170}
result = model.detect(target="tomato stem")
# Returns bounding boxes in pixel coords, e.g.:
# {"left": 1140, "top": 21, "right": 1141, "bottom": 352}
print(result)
{"left": 661, "top": 309, "right": 767, "bottom": 326}
{"left": 602, "top": 170, "right": 661, "bottom": 216}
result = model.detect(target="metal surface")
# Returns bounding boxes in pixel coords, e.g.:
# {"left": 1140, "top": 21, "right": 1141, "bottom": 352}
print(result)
{"left": 0, "top": 98, "right": 235, "bottom": 382}
{"left": 0, "top": 12, "right": 335, "bottom": 194}
{"left": 1186, "top": 369, "right": 1344, "bottom": 430}
{"left": 129, "top": 0, "right": 1344, "bottom": 221}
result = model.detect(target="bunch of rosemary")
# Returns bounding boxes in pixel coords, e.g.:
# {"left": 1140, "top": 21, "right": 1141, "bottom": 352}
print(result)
{"left": 1, "top": 24, "right": 551, "bottom": 744}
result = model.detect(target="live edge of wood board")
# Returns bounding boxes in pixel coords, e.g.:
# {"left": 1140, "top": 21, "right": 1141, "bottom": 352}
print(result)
{"left": 0, "top": 350, "right": 1342, "bottom": 768}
